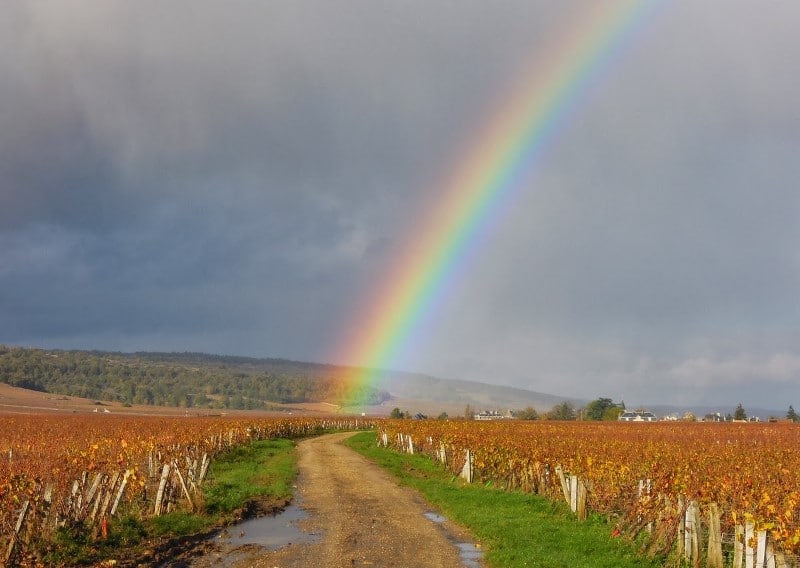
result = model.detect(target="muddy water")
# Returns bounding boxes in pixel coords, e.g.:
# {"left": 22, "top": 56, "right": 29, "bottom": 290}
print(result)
{"left": 424, "top": 511, "right": 484, "bottom": 567}
{"left": 191, "top": 506, "right": 482, "bottom": 568}
{"left": 185, "top": 501, "right": 321, "bottom": 568}
{"left": 218, "top": 502, "right": 320, "bottom": 549}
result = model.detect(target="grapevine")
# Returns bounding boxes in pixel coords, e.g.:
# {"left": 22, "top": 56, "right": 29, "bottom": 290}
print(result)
{"left": 379, "top": 420, "right": 800, "bottom": 558}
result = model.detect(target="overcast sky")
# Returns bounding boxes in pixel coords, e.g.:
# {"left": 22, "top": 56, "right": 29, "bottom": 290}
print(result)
{"left": 2, "top": 1, "right": 799, "bottom": 410}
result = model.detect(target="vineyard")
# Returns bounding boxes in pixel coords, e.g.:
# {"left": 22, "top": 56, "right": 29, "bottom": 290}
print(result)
{"left": 6, "top": 415, "right": 800, "bottom": 567}
{"left": 0, "top": 413, "right": 373, "bottom": 566}
{"left": 379, "top": 420, "right": 800, "bottom": 568}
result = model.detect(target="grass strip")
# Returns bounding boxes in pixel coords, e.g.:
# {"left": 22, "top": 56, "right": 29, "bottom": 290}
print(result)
{"left": 202, "top": 437, "right": 296, "bottom": 516}
{"left": 147, "top": 437, "right": 297, "bottom": 536}
{"left": 45, "top": 438, "right": 297, "bottom": 566}
{"left": 345, "top": 431, "right": 664, "bottom": 568}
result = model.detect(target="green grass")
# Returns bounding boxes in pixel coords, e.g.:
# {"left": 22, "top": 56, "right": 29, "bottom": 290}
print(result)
{"left": 203, "top": 437, "right": 296, "bottom": 515}
{"left": 41, "top": 438, "right": 298, "bottom": 566}
{"left": 345, "top": 431, "right": 664, "bottom": 568}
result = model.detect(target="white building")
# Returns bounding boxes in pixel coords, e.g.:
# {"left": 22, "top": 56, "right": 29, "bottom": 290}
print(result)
{"left": 618, "top": 409, "right": 657, "bottom": 422}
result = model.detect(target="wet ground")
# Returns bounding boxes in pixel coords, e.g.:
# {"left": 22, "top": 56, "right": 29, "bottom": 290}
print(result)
{"left": 178, "top": 432, "right": 484, "bottom": 568}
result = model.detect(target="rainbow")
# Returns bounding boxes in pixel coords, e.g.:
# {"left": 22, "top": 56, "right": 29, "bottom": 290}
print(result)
{"left": 333, "top": 0, "right": 660, "bottom": 402}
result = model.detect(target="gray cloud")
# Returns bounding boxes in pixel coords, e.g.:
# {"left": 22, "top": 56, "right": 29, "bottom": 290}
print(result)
{"left": 2, "top": 1, "right": 800, "bottom": 410}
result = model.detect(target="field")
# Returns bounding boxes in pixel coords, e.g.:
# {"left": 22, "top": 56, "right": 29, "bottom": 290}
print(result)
{"left": 379, "top": 420, "right": 800, "bottom": 565}
{"left": 3, "top": 393, "right": 800, "bottom": 567}
{"left": 0, "top": 410, "right": 371, "bottom": 566}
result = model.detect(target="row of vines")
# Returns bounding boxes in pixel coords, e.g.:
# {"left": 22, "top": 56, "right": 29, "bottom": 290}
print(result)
{"left": 379, "top": 420, "right": 800, "bottom": 567}
{"left": 0, "top": 413, "right": 374, "bottom": 566}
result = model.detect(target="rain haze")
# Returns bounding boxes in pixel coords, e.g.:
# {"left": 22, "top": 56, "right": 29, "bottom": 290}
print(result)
{"left": 2, "top": 1, "right": 799, "bottom": 410}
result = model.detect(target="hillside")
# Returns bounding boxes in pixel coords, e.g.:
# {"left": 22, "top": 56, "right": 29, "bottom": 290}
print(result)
{"left": 0, "top": 345, "right": 576, "bottom": 415}
{"left": 381, "top": 371, "right": 577, "bottom": 409}
{"left": 0, "top": 346, "right": 389, "bottom": 410}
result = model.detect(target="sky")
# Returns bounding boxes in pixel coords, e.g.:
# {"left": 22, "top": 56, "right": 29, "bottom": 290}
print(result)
{"left": 2, "top": 1, "right": 799, "bottom": 410}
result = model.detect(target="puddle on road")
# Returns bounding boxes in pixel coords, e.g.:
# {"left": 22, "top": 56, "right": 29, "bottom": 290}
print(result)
{"left": 193, "top": 501, "right": 322, "bottom": 568}
{"left": 219, "top": 502, "right": 320, "bottom": 548}
{"left": 424, "top": 511, "right": 447, "bottom": 524}
{"left": 456, "top": 542, "right": 483, "bottom": 567}
{"left": 194, "top": 503, "right": 479, "bottom": 567}
{"left": 423, "top": 510, "right": 484, "bottom": 568}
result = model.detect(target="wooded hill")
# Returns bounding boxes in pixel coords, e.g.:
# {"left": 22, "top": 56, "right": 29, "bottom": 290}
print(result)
{"left": 0, "top": 345, "right": 390, "bottom": 410}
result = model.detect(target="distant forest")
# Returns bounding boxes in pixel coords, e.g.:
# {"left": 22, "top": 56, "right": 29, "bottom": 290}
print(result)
{"left": 0, "top": 346, "right": 390, "bottom": 409}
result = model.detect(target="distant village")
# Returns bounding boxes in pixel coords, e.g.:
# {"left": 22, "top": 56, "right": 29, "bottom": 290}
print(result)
{"left": 391, "top": 399, "right": 798, "bottom": 423}
{"left": 473, "top": 407, "right": 777, "bottom": 422}
{"left": 472, "top": 404, "right": 787, "bottom": 423}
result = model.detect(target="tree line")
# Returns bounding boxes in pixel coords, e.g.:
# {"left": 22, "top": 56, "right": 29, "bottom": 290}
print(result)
{"left": 509, "top": 398, "right": 800, "bottom": 422}
{"left": 0, "top": 346, "right": 390, "bottom": 409}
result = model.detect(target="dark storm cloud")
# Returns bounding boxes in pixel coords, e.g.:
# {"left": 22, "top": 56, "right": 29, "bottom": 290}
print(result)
{"left": 2, "top": 1, "right": 800, "bottom": 409}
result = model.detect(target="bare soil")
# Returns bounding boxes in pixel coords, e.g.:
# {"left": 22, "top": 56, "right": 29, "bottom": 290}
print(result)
{"left": 183, "top": 432, "right": 480, "bottom": 568}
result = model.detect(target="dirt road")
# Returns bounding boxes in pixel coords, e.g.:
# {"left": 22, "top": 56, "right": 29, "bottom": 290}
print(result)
{"left": 187, "top": 432, "right": 480, "bottom": 567}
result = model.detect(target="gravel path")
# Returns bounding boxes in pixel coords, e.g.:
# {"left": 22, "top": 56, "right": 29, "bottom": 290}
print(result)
{"left": 188, "top": 431, "right": 480, "bottom": 567}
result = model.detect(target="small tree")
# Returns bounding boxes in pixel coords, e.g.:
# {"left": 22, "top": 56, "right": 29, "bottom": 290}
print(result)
{"left": 546, "top": 401, "right": 576, "bottom": 421}
{"left": 389, "top": 407, "right": 404, "bottom": 419}
{"left": 515, "top": 406, "right": 539, "bottom": 420}
{"left": 787, "top": 405, "right": 798, "bottom": 422}
{"left": 734, "top": 403, "right": 747, "bottom": 421}
{"left": 584, "top": 397, "right": 616, "bottom": 421}
{"left": 464, "top": 404, "right": 475, "bottom": 420}
{"left": 602, "top": 406, "right": 625, "bottom": 421}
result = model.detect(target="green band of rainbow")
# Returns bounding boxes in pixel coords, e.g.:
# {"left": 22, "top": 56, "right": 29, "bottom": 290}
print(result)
{"left": 334, "top": 0, "right": 660, "bottom": 401}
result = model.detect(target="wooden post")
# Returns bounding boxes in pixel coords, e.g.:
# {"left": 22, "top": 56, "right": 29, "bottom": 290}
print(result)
{"left": 569, "top": 475, "right": 578, "bottom": 513}
{"left": 88, "top": 474, "right": 107, "bottom": 522}
{"left": 189, "top": 457, "right": 198, "bottom": 486}
{"left": 154, "top": 464, "right": 171, "bottom": 515}
{"left": 707, "top": 503, "right": 723, "bottom": 568}
{"left": 90, "top": 486, "right": 104, "bottom": 522}
{"left": 555, "top": 466, "right": 570, "bottom": 507}
{"left": 538, "top": 464, "right": 547, "bottom": 496}
{"left": 173, "top": 461, "right": 194, "bottom": 511}
{"left": 638, "top": 479, "right": 652, "bottom": 533}
{"left": 110, "top": 470, "right": 131, "bottom": 516}
{"left": 98, "top": 472, "right": 120, "bottom": 521}
{"left": 684, "top": 500, "right": 693, "bottom": 562}
{"left": 765, "top": 542, "right": 778, "bottom": 568}
{"left": 460, "top": 450, "right": 473, "bottom": 483}
{"left": 42, "top": 484, "right": 54, "bottom": 529}
{"left": 689, "top": 501, "right": 700, "bottom": 567}
{"left": 5, "top": 500, "right": 30, "bottom": 565}
{"left": 576, "top": 478, "right": 587, "bottom": 520}
{"left": 85, "top": 473, "right": 104, "bottom": 507}
{"left": 526, "top": 465, "right": 536, "bottom": 494}
{"left": 677, "top": 496, "right": 686, "bottom": 560}
{"left": 69, "top": 479, "right": 82, "bottom": 521}
{"left": 755, "top": 530, "right": 767, "bottom": 568}
{"left": 745, "top": 520, "right": 755, "bottom": 568}
{"left": 198, "top": 453, "right": 210, "bottom": 483}
{"left": 733, "top": 524, "right": 744, "bottom": 568}
{"left": 681, "top": 500, "right": 700, "bottom": 565}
